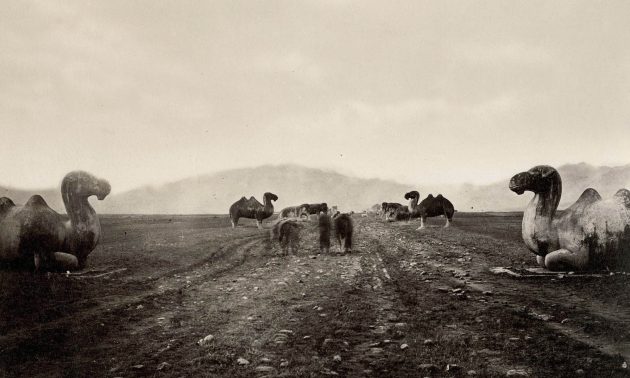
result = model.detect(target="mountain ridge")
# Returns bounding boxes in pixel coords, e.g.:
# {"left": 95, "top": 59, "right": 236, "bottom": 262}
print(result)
{"left": 2, "top": 163, "right": 629, "bottom": 214}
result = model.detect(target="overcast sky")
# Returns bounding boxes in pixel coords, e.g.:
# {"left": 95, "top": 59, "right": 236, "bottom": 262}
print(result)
{"left": 2, "top": 0, "right": 629, "bottom": 192}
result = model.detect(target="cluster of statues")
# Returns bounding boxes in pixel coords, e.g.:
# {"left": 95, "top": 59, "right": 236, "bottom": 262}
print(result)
{"left": 2, "top": 165, "right": 630, "bottom": 272}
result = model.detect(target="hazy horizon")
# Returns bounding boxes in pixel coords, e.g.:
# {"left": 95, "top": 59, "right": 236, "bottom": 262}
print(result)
{"left": 0, "top": 160, "right": 624, "bottom": 193}
{"left": 2, "top": 1, "right": 630, "bottom": 193}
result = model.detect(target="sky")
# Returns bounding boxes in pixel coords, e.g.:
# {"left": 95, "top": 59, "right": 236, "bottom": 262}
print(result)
{"left": 1, "top": 0, "right": 630, "bottom": 193}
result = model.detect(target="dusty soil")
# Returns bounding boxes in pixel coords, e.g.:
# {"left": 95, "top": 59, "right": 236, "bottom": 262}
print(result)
{"left": 0, "top": 213, "right": 629, "bottom": 377}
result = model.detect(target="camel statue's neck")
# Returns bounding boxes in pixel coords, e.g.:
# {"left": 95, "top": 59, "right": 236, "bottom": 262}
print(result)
{"left": 408, "top": 197, "right": 418, "bottom": 211}
{"left": 533, "top": 182, "right": 561, "bottom": 219}
{"left": 62, "top": 189, "right": 100, "bottom": 260}
{"left": 263, "top": 196, "right": 274, "bottom": 213}
{"left": 523, "top": 179, "right": 561, "bottom": 254}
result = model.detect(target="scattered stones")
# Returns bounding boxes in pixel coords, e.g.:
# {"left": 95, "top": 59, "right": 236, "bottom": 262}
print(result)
{"left": 506, "top": 369, "right": 529, "bottom": 376}
{"left": 255, "top": 366, "right": 276, "bottom": 373}
{"left": 237, "top": 357, "right": 250, "bottom": 365}
{"left": 303, "top": 335, "right": 312, "bottom": 340}
{"left": 156, "top": 362, "right": 171, "bottom": 371}
{"left": 260, "top": 358, "right": 271, "bottom": 363}
{"left": 529, "top": 312, "right": 553, "bottom": 322}
{"left": 575, "top": 369, "right": 585, "bottom": 375}
{"left": 273, "top": 333, "right": 290, "bottom": 345}
{"left": 400, "top": 343, "right": 409, "bottom": 350}
{"left": 333, "top": 355, "right": 342, "bottom": 362}
{"left": 369, "top": 347, "right": 384, "bottom": 355}
{"left": 394, "top": 322, "right": 407, "bottom": 328}
{"left": 467, "top": 370, "right": 477, "bottom": 375}
{"left": 446, "top": 364, "right": 461, "bottom": 372}
{"left": 131, "top": 364, "right": 144, "bottom": 370}
{"left": 477, "top": 349, "right": 502, "bottom": 356}
{"left": 280, "top": 359, "right": 289, "bottom": 368}
{"left": 423, "top": 339, "right": 435, "bottom": 346}
{"left": 418, "top": 363, "right": 439, "bottom": 372}
{"left": 197, "top": 334, "right": 214, "bottom": 346}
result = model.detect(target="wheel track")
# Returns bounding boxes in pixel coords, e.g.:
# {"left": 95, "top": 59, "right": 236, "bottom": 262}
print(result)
{"left": 0, "top": 231, "right": 269, "bottom": 356}
{"left": 368, "top": 220, "right": 630, "bottom": 363}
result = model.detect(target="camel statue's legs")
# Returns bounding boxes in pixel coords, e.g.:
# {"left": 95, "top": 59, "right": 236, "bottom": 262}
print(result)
{"left": 256, "top": 219, "right": 263, "bottom": 229}
{"left": 544, "top": 248, "right": 589, "bottom": 271}
{"left": 536, "top": 255, "right": 546, "bottom": 268}
{"left": 34, "top": 252, "right": 43, "bottom": 271}
{"left": 444, "top": 218, "right": 451, "bottom": 228}
{"left": 53, "top": 252, "right": 79, "bottom": 271}
{"left": 231, "top": 218, "right": 237, "bottom": 228}
{"left": 416, "top": 217, "right": 426, "bottom": 230}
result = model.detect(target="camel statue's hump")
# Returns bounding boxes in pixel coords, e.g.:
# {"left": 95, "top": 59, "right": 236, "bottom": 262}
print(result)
{"left": 0, "top": 197, "right": 15, "bottom": 216}
{"left": 25, "top": 195, "right": 50, "bottom": 208}
{"left": 576, "top": 188, "right": 601, "bottom": 204}
{"left": 0, "top": 197, "right": 15, "bottom": 208}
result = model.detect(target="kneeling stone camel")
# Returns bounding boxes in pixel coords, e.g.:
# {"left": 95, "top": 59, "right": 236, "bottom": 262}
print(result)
{"left": 0, "top": 171, "right": 111, "bottom": 271}
{"left": 510, "top": 165, "right": 630, "bottom": 271}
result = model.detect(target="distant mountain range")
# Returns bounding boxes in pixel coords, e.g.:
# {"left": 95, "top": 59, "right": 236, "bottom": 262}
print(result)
{"left": 2, "top": 163, "right": 629, "bottom": 214}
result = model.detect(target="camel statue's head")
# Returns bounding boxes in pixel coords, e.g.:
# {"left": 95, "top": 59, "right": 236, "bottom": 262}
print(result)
{"left": 263, "top": 192, "right": 278, "bottom": 202}
{"left": 62, "top": 171, "right": 111, "bottom": 200}
{"left": 404, "top": 191, "right": 420, "bottom": 200}
{"left": 509, "top": 165, "right": 560, "bottom": 196}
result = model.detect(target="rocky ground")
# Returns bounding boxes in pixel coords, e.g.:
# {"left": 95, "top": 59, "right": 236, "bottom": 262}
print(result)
{"left": 0, "top": 213, "right": 628, "bottom": 377}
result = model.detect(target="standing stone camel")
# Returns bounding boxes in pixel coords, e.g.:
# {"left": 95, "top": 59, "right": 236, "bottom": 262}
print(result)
{"left": 0, "top": 171, "right": 111, "bottom": 271}
{"left": 229, "top": 192, "right": 278, "bottom": 229}
{"left": 510, "top": 165, "right": 630, "bottom": 271}
{"left": 413, "top": 193, "right": 455, "bottom": 230}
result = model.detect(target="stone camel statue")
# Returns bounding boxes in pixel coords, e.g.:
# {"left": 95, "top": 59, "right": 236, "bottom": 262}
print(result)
{"left": 229, "top": 192, "right": 278, "bottom": 229}
{"left": 0, "top": 171, "right": 111, "bottom": 271}
{"left": 407, "top": 191, "right": 454, "bottom": 229}
{"left": 510, "top": 165, "right": 630, "bottom": 271}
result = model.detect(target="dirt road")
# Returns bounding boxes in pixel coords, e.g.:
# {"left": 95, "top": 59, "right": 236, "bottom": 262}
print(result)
{"left": 0, "top": 214, "right": 628, "bottom": 377}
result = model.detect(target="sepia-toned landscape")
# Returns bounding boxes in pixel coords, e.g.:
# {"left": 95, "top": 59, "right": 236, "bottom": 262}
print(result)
{"left": 2, "top": 1, "right": 630, "bottom": 377}
{"left": 0, "top": 212, "right": 628, "bottom": 377}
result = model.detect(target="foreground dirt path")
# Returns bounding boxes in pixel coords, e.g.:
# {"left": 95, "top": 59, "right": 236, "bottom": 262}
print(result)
{"left": 0, "top": 215, "right": 628, "bottom": 377}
